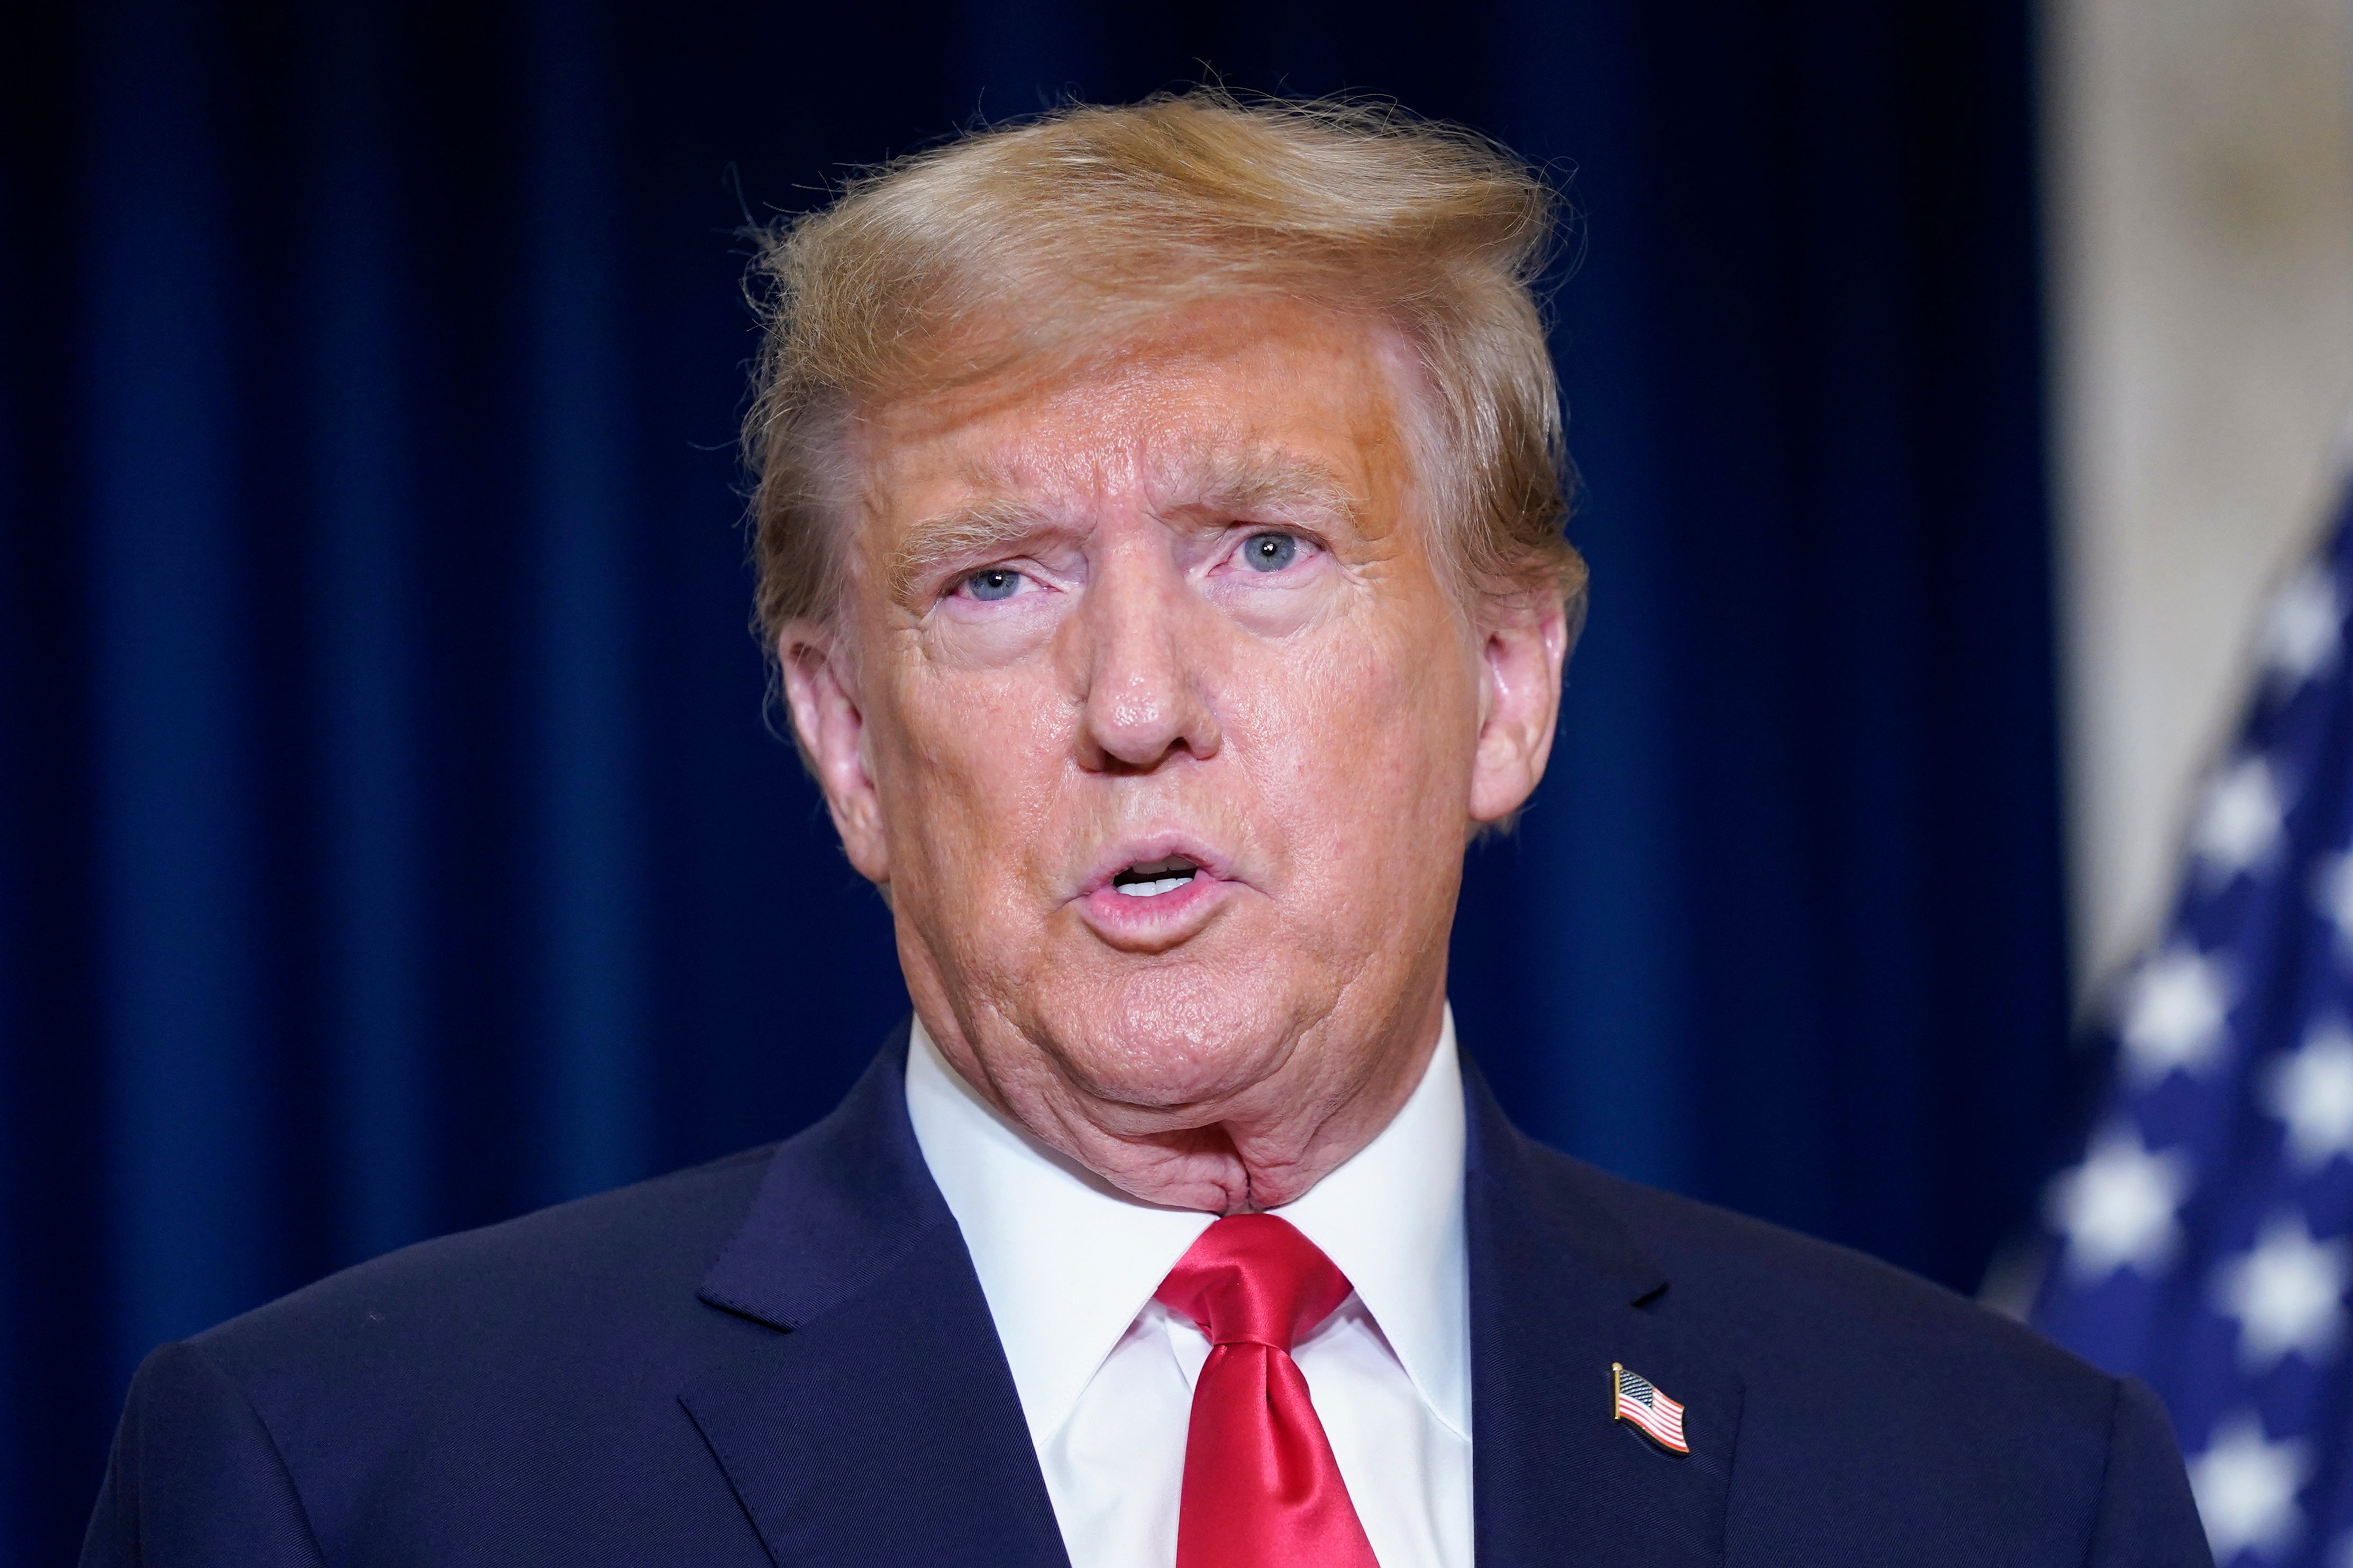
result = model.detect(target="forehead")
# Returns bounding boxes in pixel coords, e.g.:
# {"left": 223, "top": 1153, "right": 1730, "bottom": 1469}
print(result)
{"left": 851, "top": 299, "right": 1424, "bottom": 520}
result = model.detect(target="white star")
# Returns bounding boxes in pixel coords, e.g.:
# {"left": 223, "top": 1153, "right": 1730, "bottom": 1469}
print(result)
{"left": 2190, "top": 1412, "right": 2310, "bottom": 1561}
{"left": 2314, "top": 855, "right": 2353, "bottom": 959}
{"left": 2260, "top": 564, "right": 2341, "bottom": 689}
{"left": 2262, "top": 1022, "right": 2353, "bottom": 1171}
{"left": 2213, "top": 1212, "right": 2350, "bottom": 1370}
{"left": 2192, "top": 757, "right": 2286, "bottom": 882}
{"left": 2118, "top": 946, "right": 2232, "bottom": 1085}
{"left": 2047, "top": 1122, "right": 2194, "bottom": 1282}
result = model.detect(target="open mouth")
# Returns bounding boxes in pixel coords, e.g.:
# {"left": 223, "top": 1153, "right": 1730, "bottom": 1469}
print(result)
{"left": 1110, "top": 856, "right": 1200, "bottom": 898}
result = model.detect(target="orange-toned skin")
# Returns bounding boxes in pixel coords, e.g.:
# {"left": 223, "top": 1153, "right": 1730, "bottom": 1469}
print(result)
{"left": 781, "top": 298, "right": 1570, "bottom": 1214}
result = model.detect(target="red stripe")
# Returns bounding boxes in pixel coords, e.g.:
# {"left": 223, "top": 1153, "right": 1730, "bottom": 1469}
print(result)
{"left": 1616, "top": 1396, "right": 1689, "bottom": 1450}
{"left": 1609, "top": 1401, "right": 1684, "bottom": 1429}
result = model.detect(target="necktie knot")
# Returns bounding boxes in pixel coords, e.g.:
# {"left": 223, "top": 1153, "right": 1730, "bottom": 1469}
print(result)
{"left": 1155, "top": 1213, "right": 1355, "bottom": 1350}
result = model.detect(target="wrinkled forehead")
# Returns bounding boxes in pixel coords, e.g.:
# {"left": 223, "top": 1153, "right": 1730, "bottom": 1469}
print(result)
{"left": 844, "top": 297, "right": 1431, "bottom": 536}
{"left": 913, "top": 434, "right": 1364, "bottom": 525}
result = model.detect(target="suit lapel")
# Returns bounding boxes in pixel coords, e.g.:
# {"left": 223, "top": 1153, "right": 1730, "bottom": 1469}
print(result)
{"left": 1466, "top": 1059, "right": 1743, "bottom": 1567}
{"left": 677, "top": 1026, "right": 1743, "bottom": 1566}
{"left": 679, "top": 1024, "right": 1070, "bottom": 1567}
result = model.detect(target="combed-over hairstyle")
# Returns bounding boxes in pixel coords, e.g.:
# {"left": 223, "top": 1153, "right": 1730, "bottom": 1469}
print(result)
{"left": 742, "top": 89, "right": 1585, "bottom": 649}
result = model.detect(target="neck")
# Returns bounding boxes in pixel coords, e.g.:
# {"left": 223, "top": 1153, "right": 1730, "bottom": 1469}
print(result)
{"left": 915, "top": 990, "right": 1449, "bottom": 1214}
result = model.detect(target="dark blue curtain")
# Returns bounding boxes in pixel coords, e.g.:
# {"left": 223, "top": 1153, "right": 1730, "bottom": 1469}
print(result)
{"left": 0, "top": 0, "right": 2062, "bottom": 1555}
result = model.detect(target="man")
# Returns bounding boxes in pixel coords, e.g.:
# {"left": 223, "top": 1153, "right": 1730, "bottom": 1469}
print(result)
{"left": 85, "top": 94, "right": 2209, "bottom": 1566}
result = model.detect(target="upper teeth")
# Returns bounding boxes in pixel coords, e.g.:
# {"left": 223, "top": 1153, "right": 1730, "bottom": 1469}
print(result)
{"left": 1114, "top": 858, "right": 1198, "bottom": 897}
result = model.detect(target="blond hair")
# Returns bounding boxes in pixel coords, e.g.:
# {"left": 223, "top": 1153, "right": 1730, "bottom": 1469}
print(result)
{"left": 742, "top": 90, "right": 1585, "bottom": 647}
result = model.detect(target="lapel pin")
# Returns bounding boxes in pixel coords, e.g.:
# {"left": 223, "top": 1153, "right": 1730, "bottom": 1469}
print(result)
{"left": 1611, "top": 1362, "right": 1690, "bottom": 1454}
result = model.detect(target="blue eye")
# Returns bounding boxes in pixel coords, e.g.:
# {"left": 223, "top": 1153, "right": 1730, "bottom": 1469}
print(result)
{"left": 964, "top": 568, "right": 1024, "bottom": 601}
{"left": 1243, "top": 533, "right": 1299, "bottom": 572}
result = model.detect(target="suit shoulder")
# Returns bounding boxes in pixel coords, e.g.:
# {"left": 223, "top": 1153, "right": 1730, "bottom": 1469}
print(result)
{"left": 1501, "top": 1147, "right": 2207, "bottom": 1561}
{"left": 193, "top": 1142, "right": 778, "bottom": 1369}
{"left": 1543, "top": 1145, "right": 2110, "bottom": 1404}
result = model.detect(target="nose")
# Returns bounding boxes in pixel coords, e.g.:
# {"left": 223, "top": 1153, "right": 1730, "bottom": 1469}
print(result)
{"left": 1072, "top": 538, "right": 1223, "bottom": 772}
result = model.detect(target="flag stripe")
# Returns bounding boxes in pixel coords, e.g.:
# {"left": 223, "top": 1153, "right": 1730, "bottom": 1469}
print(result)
{"left": 1612, "top": 1363, "right": 1690, "bottom": 1452}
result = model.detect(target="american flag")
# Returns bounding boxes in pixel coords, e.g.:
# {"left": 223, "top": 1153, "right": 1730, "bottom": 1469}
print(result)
{"left": 2034, "top": 492, "right": 2353, "bottom": 1565}
{"left": 1612, "top": 1361, "right": 1688, "bottom": 1453}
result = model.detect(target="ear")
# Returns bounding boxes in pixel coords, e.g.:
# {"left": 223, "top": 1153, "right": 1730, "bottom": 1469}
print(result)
{"left": 778, "top": 621, "right": 891, "bottom": 885}
{"left": 1467, "top": 590, "right": 1571, "bottom": 826}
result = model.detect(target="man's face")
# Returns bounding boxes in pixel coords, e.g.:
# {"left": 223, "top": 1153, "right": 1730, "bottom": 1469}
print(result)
{"left": 786, "top": 297, "right": 1565, "bottom": 1209}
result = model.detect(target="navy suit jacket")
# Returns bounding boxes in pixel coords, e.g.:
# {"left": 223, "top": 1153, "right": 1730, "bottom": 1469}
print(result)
{"left": 85, "top": 1023, "right": 2211, "bottom": 1565}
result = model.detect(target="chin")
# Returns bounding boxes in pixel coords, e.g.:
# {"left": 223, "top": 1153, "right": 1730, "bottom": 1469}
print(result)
{"left": 1029, "top": 959, "right": 1325, "bottom": 1115}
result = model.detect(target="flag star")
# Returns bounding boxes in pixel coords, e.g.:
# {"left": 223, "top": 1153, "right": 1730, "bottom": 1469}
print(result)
{"left": 2118, "top": 946, "right": 2232, "bottom": 1085}
{"left": 2191, "top": 757, "right": 2286, "bottom": 882}
{"left": 2260, "top": 564, "right": 2341, "bottom": 689}
{"left": 2047, "top": 1122, "right": 2194, "bottom": 1281}
{"left": 2190, "top": 1412, "right": 2311, "bottom": 1561}
{"left": 2213, "top": 1212, "right": 2350, "bottom": 1370}
{"left": 2261, "top": 1021, "right": 2353, "bottom": 1171}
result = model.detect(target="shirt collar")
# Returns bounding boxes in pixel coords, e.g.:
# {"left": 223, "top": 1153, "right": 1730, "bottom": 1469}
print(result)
{"left": 904, "top": 1009, "right": 1469, "bottom": 1444}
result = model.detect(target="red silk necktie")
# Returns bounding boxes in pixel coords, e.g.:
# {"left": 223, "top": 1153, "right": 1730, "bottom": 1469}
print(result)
{"left": 1155, "top": 1214, "right": 1381, "bottom": 1568}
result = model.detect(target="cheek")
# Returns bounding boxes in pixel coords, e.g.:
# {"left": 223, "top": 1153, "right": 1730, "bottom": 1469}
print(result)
{"left": 1227, "top": 611, "right": 1478, "bottom": 883}
{"left": 876, "top": 664, "right": 1073, "bottom": 884}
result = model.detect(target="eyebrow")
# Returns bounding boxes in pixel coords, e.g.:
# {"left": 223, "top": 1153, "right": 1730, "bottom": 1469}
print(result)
{"left": 883, "top": 447, "right": 1364, "bottom": 606}
{"left": 1170, "top": 447, "right": 1363, "bottom": 528}
{"left": 884, "top": 497, "right": 1066, "bottom": 606}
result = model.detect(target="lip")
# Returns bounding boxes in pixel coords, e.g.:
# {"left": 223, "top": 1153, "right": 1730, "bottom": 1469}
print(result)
{"left": 1070, "top": 834, "right": 1241, "bottom": 951}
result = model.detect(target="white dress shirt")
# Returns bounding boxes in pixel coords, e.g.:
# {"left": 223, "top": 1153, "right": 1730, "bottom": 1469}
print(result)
{"left": 905, "top": 1011, "right": 1471, "bottom": 1568}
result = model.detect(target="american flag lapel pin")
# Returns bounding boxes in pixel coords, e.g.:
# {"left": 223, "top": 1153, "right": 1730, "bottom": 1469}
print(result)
{"left": 1611, "top": 1362, "right": 1690, "bottom": 1454}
